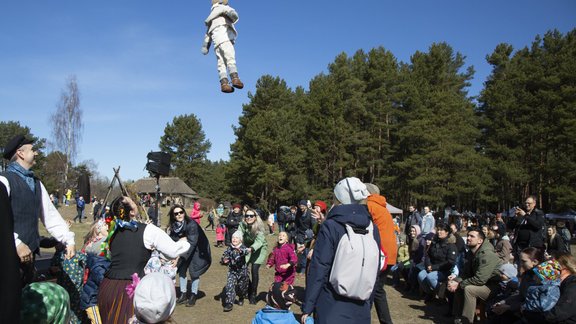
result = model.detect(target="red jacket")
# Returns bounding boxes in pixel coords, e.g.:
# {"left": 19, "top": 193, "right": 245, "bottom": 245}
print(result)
{"left": 367, "top": 194, "right": 398, "bottom": 265}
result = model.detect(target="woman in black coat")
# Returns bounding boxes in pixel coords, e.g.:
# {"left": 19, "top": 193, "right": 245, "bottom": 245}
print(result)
{"left": 167, "top": 204, "right": 212, "bottom": 307}
{"left": 547, "top": 225, "right": 568, "bottom": 257}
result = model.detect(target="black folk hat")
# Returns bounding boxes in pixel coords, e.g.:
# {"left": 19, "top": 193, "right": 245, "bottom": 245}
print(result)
{"left": 3, "top": 135, "right": 34, "bottom": 160}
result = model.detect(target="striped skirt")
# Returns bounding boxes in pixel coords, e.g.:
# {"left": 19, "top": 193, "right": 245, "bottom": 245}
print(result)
{"left": 97, "top": 277, "right": 134, "bottom": 324}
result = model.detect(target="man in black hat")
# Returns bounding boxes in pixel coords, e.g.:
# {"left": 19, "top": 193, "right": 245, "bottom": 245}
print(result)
{"left": 0, "top": 134, "right": 76, "bottom": 285}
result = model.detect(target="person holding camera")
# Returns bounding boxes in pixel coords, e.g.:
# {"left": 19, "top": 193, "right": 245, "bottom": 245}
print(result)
{"left": 512, "top": 196, "right": 546, "bottom": 262}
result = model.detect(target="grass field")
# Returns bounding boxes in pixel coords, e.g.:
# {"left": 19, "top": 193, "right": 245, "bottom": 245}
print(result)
{"left": 41, "top": 203, "right": 575, "bottom": 324}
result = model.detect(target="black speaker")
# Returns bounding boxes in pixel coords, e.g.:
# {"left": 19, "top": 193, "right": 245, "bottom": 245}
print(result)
{"left": 146, "top": 151, "right": 171, "bottom": 176}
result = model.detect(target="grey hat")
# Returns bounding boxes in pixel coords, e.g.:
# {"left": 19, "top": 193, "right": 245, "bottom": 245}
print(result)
{"left": 334, "top": 177, "right": 369, "bottom": 204}
{"left": 499, "top": 263, "right": 518, "bottom": 279}
{"left": 133, "top": 273, "right": 176, "bottom": 323}
{"left": 364, "top": 183, "right": 380, "bottom": 195}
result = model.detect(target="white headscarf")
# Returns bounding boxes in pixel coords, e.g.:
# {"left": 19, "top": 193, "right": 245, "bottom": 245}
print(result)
{"left": 334, "top": 177, "right": 369, "bottom": 204}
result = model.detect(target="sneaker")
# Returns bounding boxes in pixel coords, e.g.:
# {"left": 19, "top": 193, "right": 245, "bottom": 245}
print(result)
{"left": 223, "top": 304, "right": 233, "bottom": 312}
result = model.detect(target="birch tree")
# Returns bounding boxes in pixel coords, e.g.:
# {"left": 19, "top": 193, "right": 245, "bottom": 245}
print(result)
{"left": 50, "top": 75, "right": 83, "bottom": 189}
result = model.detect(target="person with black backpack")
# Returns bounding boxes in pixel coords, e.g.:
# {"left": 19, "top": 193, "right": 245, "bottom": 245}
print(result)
{"left": 301, "top": 177, "right": 381, "bottom": 324}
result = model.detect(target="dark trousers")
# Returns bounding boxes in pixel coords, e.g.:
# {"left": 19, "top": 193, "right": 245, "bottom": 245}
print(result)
{"left": 73, "top": 208, "right": 83, "bottom": 222}
{"left": 249, "top": 263, "right": 261, "bottom": 297}
{"left": 374, "top": 268, "right": 393, "bottom": 324}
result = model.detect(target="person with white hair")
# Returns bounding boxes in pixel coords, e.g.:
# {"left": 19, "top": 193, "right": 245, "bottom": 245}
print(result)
{"left": 301, "top": 177, "right": 381, "bottom": 324}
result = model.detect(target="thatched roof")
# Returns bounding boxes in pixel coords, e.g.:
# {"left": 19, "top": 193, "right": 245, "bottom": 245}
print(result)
{"left": 133, "top": 177, "right": 199, "bottom": 198}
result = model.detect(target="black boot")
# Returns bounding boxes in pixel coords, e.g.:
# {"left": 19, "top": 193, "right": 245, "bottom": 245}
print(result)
{"left": 248, "top": 293, "right": 257, "bottom": 305}
{"left": 186, "top": 293, "right": 196, "bottom": 307}
{"left": 237, "top": 298, "right": 244, "bottom": 306}
{"left": 176, "top": 293, "right": 187, "bottom": 305}
{"left": 223, "top": 303, "right": 233, "bottom": 312}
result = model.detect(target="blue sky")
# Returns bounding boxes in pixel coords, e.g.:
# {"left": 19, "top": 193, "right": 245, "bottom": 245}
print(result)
{"left": 1, "top": 1, "right": 575, "bottom": 181}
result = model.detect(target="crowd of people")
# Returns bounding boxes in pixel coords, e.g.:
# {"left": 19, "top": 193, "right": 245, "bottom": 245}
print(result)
{"left": 2, "top": 133, "right": 576, "bottom": 324}
{"left": 393, "top": 197, "right": 576, "bottom": 324}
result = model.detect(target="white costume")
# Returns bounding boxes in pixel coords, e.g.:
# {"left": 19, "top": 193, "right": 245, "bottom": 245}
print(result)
{"left": 202, "top": 2, "right": 240, "bottom": 84}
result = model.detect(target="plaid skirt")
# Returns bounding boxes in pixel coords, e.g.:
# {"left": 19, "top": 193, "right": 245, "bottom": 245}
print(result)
{"left": 97, "top": 277, "right": 134, "bottom": 324}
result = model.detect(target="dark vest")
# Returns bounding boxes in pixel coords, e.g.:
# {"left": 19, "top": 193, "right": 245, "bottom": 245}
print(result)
{"left": 105, "top": 223, "right": 151, "bottom": 280}
{"left": 2, "top": 172, "right": 42, "bottom": 253}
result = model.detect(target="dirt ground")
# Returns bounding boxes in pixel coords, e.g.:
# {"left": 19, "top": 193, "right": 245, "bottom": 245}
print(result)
{"left": 43, "top": 204, "right": 573, "bottom": 324}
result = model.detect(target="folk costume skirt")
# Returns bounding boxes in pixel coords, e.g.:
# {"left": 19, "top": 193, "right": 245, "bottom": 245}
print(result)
{"left": 97, "top": 277, "right": 133, "bottom": 324}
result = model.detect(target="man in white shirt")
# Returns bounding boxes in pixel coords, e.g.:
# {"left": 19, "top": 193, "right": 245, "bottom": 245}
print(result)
{"left": 1, "top": 134, "right": 75, "bottom": 284}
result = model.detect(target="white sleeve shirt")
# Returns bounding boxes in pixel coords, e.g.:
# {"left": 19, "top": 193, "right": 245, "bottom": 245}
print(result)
{"left": 143, "top": 223, "right": 191, "bottom": 259}
{"left": 0, "top": 176, "right": 76, "bottom": 247}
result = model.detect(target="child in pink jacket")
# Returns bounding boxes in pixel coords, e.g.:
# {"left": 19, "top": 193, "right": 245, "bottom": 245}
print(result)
{"left": 215, "top": 217, "right": 226, "bottom": 247}
{"left": 266, "top": 232, "right": 297, "bottom": 284}
{"left": 190, "top": 201, "right": 203, "bottom": 224}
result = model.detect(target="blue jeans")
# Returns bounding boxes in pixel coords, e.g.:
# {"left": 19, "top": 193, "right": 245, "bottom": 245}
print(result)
{"left": 417, "top": 269, "right": 446, "bottom": 294}
{"left": 179, "top": 276, "right": 200, "bottom": 294}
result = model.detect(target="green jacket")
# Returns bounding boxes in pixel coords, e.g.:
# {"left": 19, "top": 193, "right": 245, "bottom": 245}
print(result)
{"left": 458, "top": 241, "right": 502, "bottom": 289}
{"left": 235, "top": 222, "right": 268, "bottom": 265}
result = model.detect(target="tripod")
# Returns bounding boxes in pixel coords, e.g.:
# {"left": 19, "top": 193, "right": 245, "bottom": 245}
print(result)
{"left": 97, "top": 166, "right": 148, "bottom": 221}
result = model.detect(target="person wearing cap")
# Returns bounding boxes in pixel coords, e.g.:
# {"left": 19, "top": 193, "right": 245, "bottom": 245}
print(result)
{"left": 130, "top": 272, "right": 176, "bottom": 324}
{"left": 365, "top": 183, "right": 397, "bottom": 324}
{"left": 0, "top": 134, "right": 76, "bottom": 284}
{"left": 252, "top": 282, "right": 301, "bottom": 324}
{"left": 301, "top": 177, "right": 381, "bottom": 324}
{"left": 202, "top": 0, "right": 244, "bottom": 93}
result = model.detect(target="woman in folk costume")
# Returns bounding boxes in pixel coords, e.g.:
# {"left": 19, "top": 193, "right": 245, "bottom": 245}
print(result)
{"left": 202, "top": 0, "right": 244, "bottom": 93}
{"left": 97, "top": 196, "right": 190, "bottom": 324}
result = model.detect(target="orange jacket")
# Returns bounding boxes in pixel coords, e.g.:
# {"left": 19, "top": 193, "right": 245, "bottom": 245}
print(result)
{"left": 367, "top": 194, "right": 398, "bottom": 265}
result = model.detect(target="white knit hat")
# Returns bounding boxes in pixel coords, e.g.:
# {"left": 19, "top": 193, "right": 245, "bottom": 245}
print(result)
{"left": 334, "top": 177, "right": 369, "bottom": 204}
{"left": 133, "top": 273, "right": 176, "bottom": 323}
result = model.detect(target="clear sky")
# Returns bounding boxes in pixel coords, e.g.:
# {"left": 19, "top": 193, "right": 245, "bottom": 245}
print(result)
{"left": 1, "top": 1, "right": 575, "bottom": 181}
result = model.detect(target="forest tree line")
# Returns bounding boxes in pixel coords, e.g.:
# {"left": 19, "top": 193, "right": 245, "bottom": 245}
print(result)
{"left": 2, "top": 29, "right": 574, "bottom": 214}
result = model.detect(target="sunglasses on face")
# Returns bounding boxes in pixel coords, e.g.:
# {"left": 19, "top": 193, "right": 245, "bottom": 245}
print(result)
{"left": 245, "top": 213, "right": 256, "bottom": 218}
{"left": 174, "top": 210, "right": 185, "bottom": 215}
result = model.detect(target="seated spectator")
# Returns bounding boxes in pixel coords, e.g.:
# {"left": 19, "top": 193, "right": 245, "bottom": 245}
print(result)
{"left": 494, "top": 228, "right": 513, "bottom": 264}
{"left": 546, "top": 225, "right": 569, "bottom": 257}
{"left": 404, "top": 225, "right": 424, "bottom": 292}
{"left": 521, "top": 259, "right": 562, "bottom": 322}
{"left": 486, "top": 262, "right": 520, "bottom": 321}
{"left": 392, "top": 234, "right": 410, "bottom": 287}
{"left": 417, "top": 223, "right": 456, "bottom": 302}
{"left": 542, "top": 253, "right": 576, "bottom": 323}
{"left": 448, "top": 227, "right": 502, "bottom": 324}
{"left": 490, "top": 247, "right": 546, "bottom": 323}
